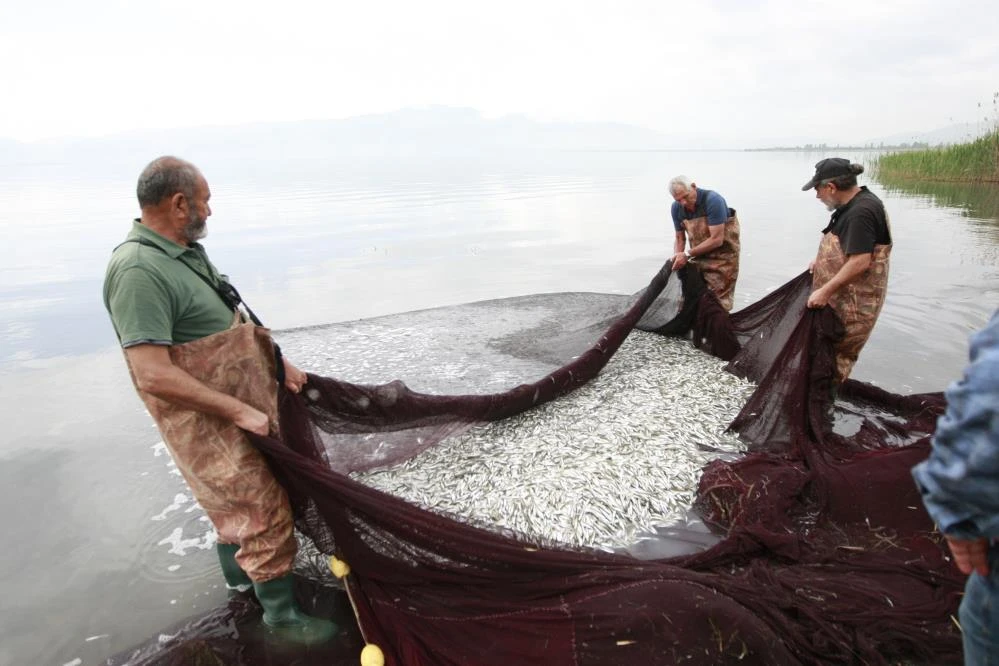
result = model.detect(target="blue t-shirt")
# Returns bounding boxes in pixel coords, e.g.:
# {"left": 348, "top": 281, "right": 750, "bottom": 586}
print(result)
{"left": 671, "top": 188, "right": 729, "bottom": 232}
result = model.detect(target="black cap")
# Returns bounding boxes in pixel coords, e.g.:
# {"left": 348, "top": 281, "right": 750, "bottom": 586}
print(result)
{"left": 801, "top": 157, "right": 853, "bottom": 191}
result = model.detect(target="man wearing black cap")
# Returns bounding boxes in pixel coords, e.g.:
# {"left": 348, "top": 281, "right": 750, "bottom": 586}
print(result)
{"left": 802, "top": 157, "right": 893, "bottom": 384}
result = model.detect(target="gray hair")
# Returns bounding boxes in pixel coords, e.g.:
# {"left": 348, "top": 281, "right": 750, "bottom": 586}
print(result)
{"left": 668, "top": 175, "right": 694, "bottom": 195}
{"left": 136, "top": 156, "right": 201, "bottom": 208}
{"left": 822, "top": 163, "right": 865, "bottom": 191}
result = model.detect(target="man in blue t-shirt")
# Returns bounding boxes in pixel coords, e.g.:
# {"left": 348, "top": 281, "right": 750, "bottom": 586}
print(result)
{"left": 668, "top": 175, "right": 741, "bottom": 311}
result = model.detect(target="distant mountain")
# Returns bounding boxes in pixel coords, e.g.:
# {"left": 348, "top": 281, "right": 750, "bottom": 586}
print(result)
{"left": 0, "top": 107, "right": 688, "bottom": 167}
{"left": 864, "top": 122, "right": 994, "bottom": 147}
{"left": 8, "top": 108, "right": 986, "bottom": 164}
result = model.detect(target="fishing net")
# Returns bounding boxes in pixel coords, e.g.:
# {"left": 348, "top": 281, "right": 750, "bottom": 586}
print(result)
{"left": 109, "top": 261, "right": 963, "bottom": 666}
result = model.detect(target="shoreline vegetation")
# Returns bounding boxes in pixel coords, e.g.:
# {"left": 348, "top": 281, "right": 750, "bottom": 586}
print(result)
{"left": 873, "top": 130, "right": 999, "bottom": 184}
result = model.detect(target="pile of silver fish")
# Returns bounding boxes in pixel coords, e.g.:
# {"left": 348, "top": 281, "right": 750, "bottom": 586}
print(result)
{"left": 350, "top": 331, "right": 754, "bottom": 552}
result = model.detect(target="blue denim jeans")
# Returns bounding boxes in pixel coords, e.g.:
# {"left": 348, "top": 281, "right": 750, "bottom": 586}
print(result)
{"left": 960, "top": 545, "right": 999, "bottom": 665}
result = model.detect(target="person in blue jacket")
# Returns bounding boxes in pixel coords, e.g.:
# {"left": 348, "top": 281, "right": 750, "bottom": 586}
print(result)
{"left": 913, "top": 309, "right": 999, "bottom": 665}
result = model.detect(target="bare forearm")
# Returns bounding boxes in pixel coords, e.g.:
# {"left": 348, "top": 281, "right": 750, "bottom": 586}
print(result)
{"left": 125, "top": 344, "right": 270, "bottom": 435}
{"left": 807, "top": 254, "right": 872, "bottom": 308}
{"left": 673, "top": 233, "right": 686, "bottom": 255}
{"left": 820, "top": 254, "right": 871, "bottom": 296}
{"left": 135, "top": 363, "right": 252, "bottom": 422}
{"left": 689, "top": 234, "right": 724, "bottom": 257}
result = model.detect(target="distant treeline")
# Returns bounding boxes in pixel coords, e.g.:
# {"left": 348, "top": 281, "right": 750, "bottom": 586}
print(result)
{"left": 873, "top": 131, "right": 999, "bottom": 183}
{"left": 746, "top": 142, "right": 932, "bottom": 152}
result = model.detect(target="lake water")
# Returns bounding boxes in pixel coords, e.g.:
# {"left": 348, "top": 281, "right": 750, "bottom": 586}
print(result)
{"left": 1, "top": 148, "right": 997, "bottom": 665}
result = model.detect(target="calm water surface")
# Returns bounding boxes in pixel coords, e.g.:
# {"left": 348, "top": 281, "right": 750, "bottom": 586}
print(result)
{"left": 1, "top": 149, "right": 997, "bottom": 665}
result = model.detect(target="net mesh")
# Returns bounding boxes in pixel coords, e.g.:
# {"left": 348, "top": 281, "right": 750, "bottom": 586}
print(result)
{"left": 109, "top": 261, "right": 963, "bottom": 666}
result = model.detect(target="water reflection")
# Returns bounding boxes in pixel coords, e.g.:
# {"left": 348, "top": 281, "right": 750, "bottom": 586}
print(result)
{"left": 879, "top": 175, "right": 999, "bottom": 223}
{"left": 877, "top": 176, "right": 999, "bottom": 289}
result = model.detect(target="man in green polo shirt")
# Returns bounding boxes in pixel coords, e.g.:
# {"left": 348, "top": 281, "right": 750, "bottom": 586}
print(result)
{"left": 103, "top": 156, "right": 336, "bottom": 644}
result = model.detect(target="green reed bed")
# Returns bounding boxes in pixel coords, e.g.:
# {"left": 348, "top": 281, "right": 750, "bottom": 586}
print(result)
{"left": 873, "top": 131, "right": 999, "bottom": 183}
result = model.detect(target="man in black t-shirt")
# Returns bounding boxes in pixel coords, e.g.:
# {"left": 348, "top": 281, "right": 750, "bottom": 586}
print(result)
{"left": 802, "top": 158, "right": 893, "bottom": 383}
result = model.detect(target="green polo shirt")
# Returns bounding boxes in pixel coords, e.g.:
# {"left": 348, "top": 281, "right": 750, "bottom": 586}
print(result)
{"left": 103, "top": 220, "right": 236, "bottom": 348}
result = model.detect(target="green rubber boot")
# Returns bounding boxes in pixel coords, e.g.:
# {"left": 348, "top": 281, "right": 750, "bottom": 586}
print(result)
{"left": 253, "top": 574, "right": 338, "bottom": 645}
{"left": 216, "top": 543, "right": 253, "bottom": 592}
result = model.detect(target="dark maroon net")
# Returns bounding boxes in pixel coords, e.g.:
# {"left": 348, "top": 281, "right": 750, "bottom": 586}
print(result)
{"left": 110, "top": 261, "right": 963, "bottom": 666}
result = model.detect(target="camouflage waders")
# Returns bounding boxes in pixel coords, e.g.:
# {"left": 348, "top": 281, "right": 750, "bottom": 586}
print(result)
{"left": 125, "top": 321, "right": 296, "bottom": 582}
{"left": 683, "top": 212, "right": 741, "bottom": 312}
{"left": 812, "top": 233, "right": 892, "bottom": 384}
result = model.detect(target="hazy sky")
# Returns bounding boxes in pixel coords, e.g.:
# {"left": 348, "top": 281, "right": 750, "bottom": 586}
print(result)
{"left": 2, "top": 0, "right": 997, "bottom": 145}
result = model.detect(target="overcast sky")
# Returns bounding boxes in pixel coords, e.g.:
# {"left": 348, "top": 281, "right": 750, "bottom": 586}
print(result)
{"left": 2, "top": 0, "right": 997, "bottom": 146}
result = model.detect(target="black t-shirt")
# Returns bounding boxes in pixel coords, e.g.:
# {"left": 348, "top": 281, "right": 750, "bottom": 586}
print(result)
{"left": 822, "top": 187, "right": 892, "bottom": 255}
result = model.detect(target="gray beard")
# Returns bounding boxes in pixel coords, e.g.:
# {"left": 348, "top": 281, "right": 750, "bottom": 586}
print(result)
{"left": 183, "top": 215, "right": 207, "bottom": 243}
